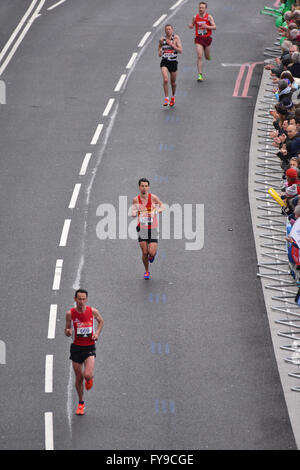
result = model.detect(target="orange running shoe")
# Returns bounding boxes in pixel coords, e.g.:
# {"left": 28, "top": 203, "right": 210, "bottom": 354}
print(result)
{"left": 76, "top": 403, "right": 85, "bottom": 415}
{"left": 85, "top": 378, "right": 93, "bottom": 390}
{"left": 163, "top": 97, "right": 169, "bottom": 106}
{"left": 169, "top": 96, "right": 175, "bottom": 107}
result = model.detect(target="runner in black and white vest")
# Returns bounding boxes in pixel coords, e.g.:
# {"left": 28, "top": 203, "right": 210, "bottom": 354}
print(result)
{"left": 158, "top": 24, "right": 183, "bottom": 107}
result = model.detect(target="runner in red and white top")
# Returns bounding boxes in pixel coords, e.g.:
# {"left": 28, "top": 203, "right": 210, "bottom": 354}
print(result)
{"left": 65, "top": 289, "right": 104, "bottom": 415}
{"left": 131, "top": 178, "right": 165, "bottom": 280}
{"left": 188, "top": 1, "right": 216, "bottom": 81}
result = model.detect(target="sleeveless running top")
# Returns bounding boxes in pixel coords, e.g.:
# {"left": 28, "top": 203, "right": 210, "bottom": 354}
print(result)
{"left": 194, "top": 13, "right": 212, "bottom": 38}
{"left": 71, "top": 306, "right": 94, "bottom": 346}
{"left": 161, "top": 34, "right": 178, "bottom": 61}
{"left": 137, "top": 193, "right": 158, "bottom": 229}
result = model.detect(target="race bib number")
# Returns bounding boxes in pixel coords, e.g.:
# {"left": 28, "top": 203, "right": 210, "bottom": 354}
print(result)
{"left": 77, "top": 322, "right": 93, "bottom": 337}
{"left": 197, "top": 21, "right": 207, "bottom": 35}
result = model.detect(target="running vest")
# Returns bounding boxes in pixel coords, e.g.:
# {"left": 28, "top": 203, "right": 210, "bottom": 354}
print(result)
{"left": 71, "top": 306, "right": 94, "bottom": 346}
{"left": 137, "top": 193, "right": 158, "bottom": 229}
{"left": 194, "top": 13, "right": 212, "bottom": 38}
{"left": 161, "top": 34, "right": 178, "bottom": 61}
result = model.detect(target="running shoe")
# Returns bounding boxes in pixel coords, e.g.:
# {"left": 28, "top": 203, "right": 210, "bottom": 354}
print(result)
{"left": 85, "top": 378, "right": 93, "bottom": 390}
{"left": 76, "top": 403, "right": 85, "bottom": 415}
{"left": 148, "top": 255, "right": 155, "bottom": 263}
{"left": 144, "top": 271, "right": 150, "bottom": 280}
{"left": 197, "top": 73, "right": 203, "bottom": 81}
{"left": 163, "top": 97, "right": 169, "bottom": 106}
{"left": 169, "top": 96, "right": 175, "bottom": 107}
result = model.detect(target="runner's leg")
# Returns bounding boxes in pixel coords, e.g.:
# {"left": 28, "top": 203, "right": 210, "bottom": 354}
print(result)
{"left": 84, "top": 355, "right": 95, "bottom": 382}
{"left": 195, "top": 43, "right": 204, "bottom": 74}
{"left": 204, "top": 44, "right": 211, "bottom": 60}
{"left": 170, "top": 71, "right": 177, "bottom": 96}
{"left": 148, "top": 242, "right": 158, "bottom": 260}
{"left": 139, "top": 241, "right": 149, "bottom": 272}
{"left": 161, "top": 66, "right": 169, "bottom": 97}
{"left": 72, "top": 361, "right": 84, "bottom": 402}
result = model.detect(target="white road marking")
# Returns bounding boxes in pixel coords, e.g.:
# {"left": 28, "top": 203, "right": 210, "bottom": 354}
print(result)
{"left": 90, "top": 124, "right": 103, "bottom": 145}
{"left": 45, "top": 355, "right": 53, "bottom": 393}
{"left": 79, "top": 153, "right": 92, "bottom": 175}
{"left": 0, "top": 0, "right": 45, "bottom": 77}
{"left": 138, "top": 31, "right": 151, "bottom": 48}
{"left": 153, "top": 14, "right": 167, "bottom": 27}
{"left": 47, "top": 0, "right": 67, "bottom": 10}
{"left": 47, "top": 304, "right": 57, "bottom": 339}
{"left": 52, "top": 259, "right": 63, "bottom": 290}
{"left": 44, "top": 412, "right": 54, "bottom": 450}
{"left": 114, "top": 74, "right": 127, "bottom": 92}
{"left": 126, "top": 52, "right": 138, "bottom": 69}
{"left": 0, "top": 0, "right": 38, "bottom": 65}
{"left": 59, "top": 219, "right": 71, "bottom": 247}
{"left": 103, "top": 98, "right": 115, "bottom": 117}
{"left": 68, "top": 183, "right": 81, "bottom": 209}
{"left": 170, "top": 0, "right": 185, "bottom": 10}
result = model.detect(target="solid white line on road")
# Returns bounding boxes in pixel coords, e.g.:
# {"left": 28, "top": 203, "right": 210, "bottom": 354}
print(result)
{"left": 79, "top": 153, "right": 92, "bottom": 175}
{"left": 153, "top": 14, "right": 167, "bottom": 27}
{"left": 68, "top": 183, "right": 81, "bottom": 209}
{"left": 170, "top": 0, "right": 185, "bottom": 9}
{"left": 47, "top": 0, "right": 67, "bottom": 10}
{"left": 45, "top": 355, "right": 53, "bottom": 393}
{"left": 44, "top": 412, "right": 54, "bottom": 450}
{"left": 103, "top": 98, "right": 115, "bottom": 117}
{"left": 0, "top": 0, "right": 38, "bottom": 65}
{"left": 90, "top": 124, "right": 103, "bottom": 145}
{"left": 114, "top": 74, "right": 127, "bottom": 92}
{"left": 0, "top": 0, "right": 45, "bottom": 77}
{"left": 47, "top": 304, "right": 57, "bottom": 339}
{"left": 126, "top": 52, "right": 138, "bottom": 69}
{"left": 59, "top": 219, "right": 71, "bottom": 247}
{"left": 52, "top": 259, "right": 63, "bottom": 290}
{"left": 138, "top": 32, "right": 151, "bottom": 48}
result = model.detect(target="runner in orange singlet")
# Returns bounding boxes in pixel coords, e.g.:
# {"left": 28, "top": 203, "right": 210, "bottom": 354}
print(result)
{"left": 65, "top": 289, "right": 104, "bottom": 415}
{"left": 188, "top": 2, "right": 216, "bottom": 81}
{"left": 131, "top": 178, "right": 165, "bottom": 280}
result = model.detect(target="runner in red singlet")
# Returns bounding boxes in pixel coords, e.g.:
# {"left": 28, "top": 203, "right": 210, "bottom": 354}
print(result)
{"left": 188, "top": 2, "right": 216, "bottom": 81}
{"left": 131, "top": 178, "right": 165, "bottom": 280}
{"left": 65, "top": 289, "right": 104, "bottom": 415}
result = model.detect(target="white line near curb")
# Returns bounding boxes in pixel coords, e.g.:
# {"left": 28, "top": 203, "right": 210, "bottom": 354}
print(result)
{"left": 0, "top": 0, "right": 45, "bottom": 77}
{"left": 68, "top": 183, "right": 81, "bottom": 209}
{"left": 59, "top": 219, "right": 71, "bottom": 247}
{"left": 114, "top": 74, "right": 126, "bottom": 92}
{"left": 52, "top": 259, "right": 63, "bottom": 290}
{"left": 47, "top": 304, "right": 57, "bottom": 339}
{"left": 79, "top": 153, "right": 92, "bottom": 175}
{"left": 138, "top": 32, "right": 151, "bottom": 48}
{"left": 44, "top": 412, "right": 54, "bottom": 450}
{"left": 126, "top": 52, "right": 138, "bottom": 69}
{"left": 90, "top": 124, "right": 103, "bottom": 145}
{"left": 45, "top": 355, "right": 53, "bottom": 393}
{"left": 170, "top": 0, "right": 184, "bottom": 9}
{"left": 153, "top": 14, "right": 167, "bottom": 27}
{"left": 103, "top": 98, "right": 115, "bottom": 117}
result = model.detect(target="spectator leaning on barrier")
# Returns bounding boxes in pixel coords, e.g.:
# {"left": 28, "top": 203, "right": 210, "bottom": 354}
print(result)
{"left": 287, "top": 51, "right": 300, "bottom": 78}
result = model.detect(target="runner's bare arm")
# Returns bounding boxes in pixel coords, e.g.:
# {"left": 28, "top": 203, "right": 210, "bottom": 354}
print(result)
{"left": 188, "top": 16, "right": 196, "bottom": 28}
{"left": 64, "top": 310, "right": 72, "bottom": 337}
{"left": 131, "top": 196, "right": 139, "bottom": 217}
{"left": 158, "top": 37, "right": 163, "bottom": 57}
{"left": 152, "top": 194, "right": 165, "bottom": 213}
{"left": 173, "top": 35, "right": 183, "bottom": 54}
{"left": 92, "top": 308, "right": 104, "bottom": 341}
{"left": 207, "top": 15, "right": 216, "bottom": 30}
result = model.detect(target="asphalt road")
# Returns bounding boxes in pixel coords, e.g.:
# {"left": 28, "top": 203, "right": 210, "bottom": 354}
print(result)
{"left": 0, "top": 0, "right": 296, "bottom": 450}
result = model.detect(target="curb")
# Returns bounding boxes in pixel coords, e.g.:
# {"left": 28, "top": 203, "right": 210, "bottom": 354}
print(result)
{"left": 249, "top": 60, "right": 300, "bottom": 449}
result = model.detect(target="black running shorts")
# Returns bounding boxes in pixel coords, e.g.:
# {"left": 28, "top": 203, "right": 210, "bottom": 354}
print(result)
{"left": 160, "top": 59, "right": 178, "bottom": 73}
{"left": 70, "top": 343, "right": 96, "bottom": 364}
{"left": 137, "top": 226, "right": 158, "bottom": 243}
